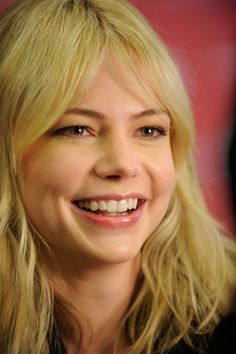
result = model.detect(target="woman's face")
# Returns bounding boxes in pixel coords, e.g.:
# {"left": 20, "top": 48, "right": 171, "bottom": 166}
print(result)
{"left": 20, "top": 58, "right": 176, "bottom": 267}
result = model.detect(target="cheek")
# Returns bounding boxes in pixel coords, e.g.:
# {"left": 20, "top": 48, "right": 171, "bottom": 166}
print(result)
{"left": 21, "top": 148, "right": 90, "bottom": 201}
{"left": 150, "top": 153, "right": 176, "bottom": 195}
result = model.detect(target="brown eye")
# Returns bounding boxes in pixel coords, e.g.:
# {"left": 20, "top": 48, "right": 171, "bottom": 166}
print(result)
{"left": 72, "top": 126, "right": 87, "bottom": 135}
{"left": 138, "top": 126, "right": 166, "bottom": 139}
{"left": 54, "top": 125, "right": 91, "bottom": 137}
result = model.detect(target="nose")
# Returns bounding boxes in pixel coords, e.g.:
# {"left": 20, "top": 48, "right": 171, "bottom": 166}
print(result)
{"left": 94, "top": 133, "right": 142, "bottom": 180}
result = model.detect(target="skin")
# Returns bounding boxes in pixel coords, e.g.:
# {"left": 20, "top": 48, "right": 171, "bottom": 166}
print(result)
{"left": 20, "top": 57, "right": 176, "bottom": 353}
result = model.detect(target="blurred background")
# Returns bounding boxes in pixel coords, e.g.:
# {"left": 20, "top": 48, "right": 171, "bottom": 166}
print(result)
{"left": 129, "top": 0, "right": 236, "bottom": 237}
{"left": 0, "top": 0, "right": 235, "bottom": 237}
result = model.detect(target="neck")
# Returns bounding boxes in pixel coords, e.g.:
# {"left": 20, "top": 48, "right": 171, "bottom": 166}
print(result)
{"left": 48, "top": 254, "right": 141, "bottom": 353}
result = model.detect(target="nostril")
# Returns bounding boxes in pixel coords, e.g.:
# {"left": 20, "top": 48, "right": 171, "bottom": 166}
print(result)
{"left": 107, "top": 175, "right": 123, "bottom": 181}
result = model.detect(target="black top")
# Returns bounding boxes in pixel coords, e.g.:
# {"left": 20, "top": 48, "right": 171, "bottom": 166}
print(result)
{"left": 207, "top": 312, "right": 236, "bottom": 354}
{"left": 50, "top": 313, "right": 236, "bottom": 354}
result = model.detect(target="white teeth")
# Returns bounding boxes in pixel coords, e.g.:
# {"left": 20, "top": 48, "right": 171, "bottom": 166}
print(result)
{"left": 107, "top": 200, "right": 117, "bottom": 212}
{"left": 133, "top": 198, "right": 138, "bottom": 209}
{"left": 128, "top": 198, "right": 133, "bottom": 210}
{"left": 98, "top": 200, "right": 106, "bottom": 211}
{"left": 77, "top": 198, "right": 139, "bottom": 213}
{"left": 117, "top": 200, "right": 128, "bottom": 212}
{"left": 90, "top": 201, "right": 98, "bottom": 211}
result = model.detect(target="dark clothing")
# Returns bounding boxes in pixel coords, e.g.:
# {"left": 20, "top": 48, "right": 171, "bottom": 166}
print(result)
{"left": 207, "top": 312, "right": 236, "bottom": 354}
{"left": 50, "top": 313, "right": 236, "bottom": 354}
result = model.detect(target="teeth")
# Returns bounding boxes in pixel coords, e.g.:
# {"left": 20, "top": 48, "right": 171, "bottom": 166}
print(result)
{"left": 90, "top": 201, "right": 98, "bottom": 211}
{"left": 98, "top": 200, "right": 106, "bottom": 211}
{"left": 127, "top": 198, "right": 133, "bottom": 210}
{"left": 77, "top": 198, "right": 139, "bottom": 213}
{"left": 107, "top": 200, "right": 117, "bottom": 213}
{"left": 117, "top": 200, "right": 128, "bottom": 212}
{"left": 133, "top": 198, "right": 138, "bottom": 209}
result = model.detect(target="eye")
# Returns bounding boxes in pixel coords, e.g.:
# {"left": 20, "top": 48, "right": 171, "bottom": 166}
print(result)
{"left": 137, "top": 126, "right": 167, "bottom": 139}
{"left": 54, "top": 125, "right": 92, "bottom": 137}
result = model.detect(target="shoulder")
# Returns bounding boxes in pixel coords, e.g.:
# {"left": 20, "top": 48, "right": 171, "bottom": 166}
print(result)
{"left": 207, "top": 312, "right": 236, "bottom": 354}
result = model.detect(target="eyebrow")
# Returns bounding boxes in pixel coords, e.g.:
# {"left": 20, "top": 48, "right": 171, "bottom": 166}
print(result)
{"left": 64, "top": 107, "right": 168, "bottom": 120}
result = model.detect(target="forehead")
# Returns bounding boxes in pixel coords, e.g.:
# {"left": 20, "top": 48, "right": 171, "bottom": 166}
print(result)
{"left": 70, "top": 55, "right": 164, "bottom": 113}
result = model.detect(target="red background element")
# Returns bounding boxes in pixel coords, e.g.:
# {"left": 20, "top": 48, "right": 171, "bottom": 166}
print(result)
{"left": 130, "top": 0, "right": 236, "bottom": 238}
{"left": 129, "top": 0, "right": 236, "bottom": 237}
{"left": 1, "top": 0, "right": 235, "bottom": 236}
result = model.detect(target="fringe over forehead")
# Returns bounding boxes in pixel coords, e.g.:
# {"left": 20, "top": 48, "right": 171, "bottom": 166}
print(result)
{"left": 0, "top": 0, "right": 194, "bottom": 166}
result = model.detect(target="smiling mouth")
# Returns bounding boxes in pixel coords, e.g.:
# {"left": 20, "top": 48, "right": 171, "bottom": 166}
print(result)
{"left": 73, "top": 198, "right": 144, "bottom": 216}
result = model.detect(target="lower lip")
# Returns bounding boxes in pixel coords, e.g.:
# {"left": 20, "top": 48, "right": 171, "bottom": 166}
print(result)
{"left": 71, "top": 202, "right": 145, "bottom": 229}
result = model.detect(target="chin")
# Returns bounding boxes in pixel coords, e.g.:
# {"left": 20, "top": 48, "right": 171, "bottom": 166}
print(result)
{"left": 93, "top": 243, "right": 142, "bottom": 265}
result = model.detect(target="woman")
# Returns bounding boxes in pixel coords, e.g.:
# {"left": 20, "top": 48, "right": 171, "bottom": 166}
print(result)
{"left": 0, "top": 0, "right": 235, "bottom": 353}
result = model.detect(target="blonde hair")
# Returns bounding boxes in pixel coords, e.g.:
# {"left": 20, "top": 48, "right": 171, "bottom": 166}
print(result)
{"left": 0, "top": 0, "right": 235, "bottom": 353}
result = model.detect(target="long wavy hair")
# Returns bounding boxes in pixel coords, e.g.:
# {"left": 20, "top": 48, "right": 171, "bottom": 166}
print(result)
{"left": 0, "top": 0, "right": 236, "bottom": 353}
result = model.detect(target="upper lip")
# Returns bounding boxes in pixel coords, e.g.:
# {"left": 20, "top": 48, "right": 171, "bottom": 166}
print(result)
{"left": 73, "top": 193, "right": 147, "bottom": 202}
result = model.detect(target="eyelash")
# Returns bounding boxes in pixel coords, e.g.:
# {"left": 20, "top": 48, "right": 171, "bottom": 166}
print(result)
{"left": 54, "top": 125, "right": 167, "bottom": 139}
{"left": 54, "top": 125, "right": 92, "bottom": 137}
{"left": 137, "top": 126, "right": 167, "bottom": 139}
